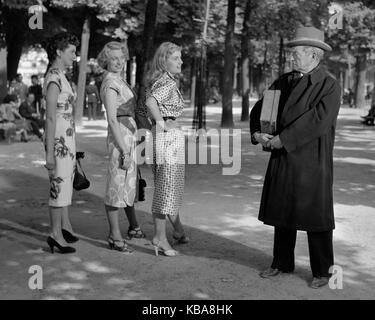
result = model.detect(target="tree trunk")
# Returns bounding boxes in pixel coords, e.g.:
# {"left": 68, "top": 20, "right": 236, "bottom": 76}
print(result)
{"left": 190, "top": 57, "right": 197, "bottom": 108}
{"left": 4, "top": 9, "right": 27, "bottom": 81}
{"left": 193, "top": 0, "right": 210, "bottom": 130}
{"left": 278, "top": 35, "right": 284, "bottom": 77}
{"left": 233, "top": 59, "right": 238, "bottom": 94}
{"left": 259, "top": 43, "right": 268, "bottom": 96}
{"left": 0, "top": 47, "right": 7, "bottom": 100}
{"left": 240, "top": 0, "right": 252, "bottom": 121}
{"left": 354, "top": 54, "right": 366, "bottom": 109}
{"left": 75, "top": 14, "right": 91, "bottom": 125}
{"left": 137, "top": 0, "right": 158, "bottom": 98}
{"left": 221, "top": 0, "right": 236, "bottom": 128}
{"left": 249, "top": 63, "right": 254, "bottom": 96}
{"left": 6, "top": 38, "right": 23, "bottom": 81}
{"left": 0, "top": 7, "right": 7, "bottom": 100}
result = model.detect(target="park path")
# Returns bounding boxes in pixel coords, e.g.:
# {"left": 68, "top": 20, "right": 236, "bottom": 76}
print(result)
{"left": 0, "top": 101, "right": 374, "bottom": 300}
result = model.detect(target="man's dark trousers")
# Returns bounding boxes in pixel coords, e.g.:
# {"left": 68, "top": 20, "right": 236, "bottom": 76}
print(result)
{"left": 29, "top": 119, "right": 44, "bottom": 139}
{"left": 271, "top": 227, "right": 334, "bottom": 278}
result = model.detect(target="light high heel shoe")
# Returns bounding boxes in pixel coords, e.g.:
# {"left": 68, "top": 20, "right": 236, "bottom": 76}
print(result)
{"left": 152, "top": 239, "right": 179, "bottom": 257}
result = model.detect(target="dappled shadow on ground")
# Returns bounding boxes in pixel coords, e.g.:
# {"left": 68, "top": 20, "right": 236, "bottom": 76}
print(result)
{"left": 1, "top": 166, "right": 375, "bottom": 299}
{"left": 1, "top": 106, "right": 374, "bottom": 299}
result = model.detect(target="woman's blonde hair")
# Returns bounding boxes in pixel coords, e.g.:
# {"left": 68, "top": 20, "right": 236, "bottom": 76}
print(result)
{"left": 146, "top": 42, "right": 181, "bottom": 88}
{"left": 97, "top": 41, "right": 129, "bottom": 70}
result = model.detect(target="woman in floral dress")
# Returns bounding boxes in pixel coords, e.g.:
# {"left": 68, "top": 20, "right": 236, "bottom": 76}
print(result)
{"left": 97, "top": 41, "right": 145, "bottom": 252}
{"left": 44, "top": 33, "right": 80, "bottom": 254}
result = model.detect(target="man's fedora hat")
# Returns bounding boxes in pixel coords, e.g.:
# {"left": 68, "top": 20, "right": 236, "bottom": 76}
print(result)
{"left": 286, "top": 26, "right": 332, "bottom": 51}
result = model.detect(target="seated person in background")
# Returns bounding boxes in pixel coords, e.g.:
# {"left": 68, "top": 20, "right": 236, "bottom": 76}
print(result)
{"left": 19, "top": 92, "right": 44, "bottom": 140}
{"left": 361, "top": 105, "right": 375, "bottom": 125}
{"left": 0, "top": 94, "right": 29, "bottom": 142}
{"left": 361, "top": 105, "right": 375, "bottom": 118}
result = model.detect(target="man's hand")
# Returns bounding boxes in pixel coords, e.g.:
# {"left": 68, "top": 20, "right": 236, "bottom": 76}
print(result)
{"left": 253, "top": 132, "right": 274, "bottom": 148}
{"left": 267, "top": 135, "right": 283, "bottom": 150}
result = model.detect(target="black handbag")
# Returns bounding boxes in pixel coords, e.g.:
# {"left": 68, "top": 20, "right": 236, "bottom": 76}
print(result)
{"left": 73, "top": 157, "right": 90, "bottom": 191}
{"left": 137, "top": 168, "right": 146, "bottom": 201}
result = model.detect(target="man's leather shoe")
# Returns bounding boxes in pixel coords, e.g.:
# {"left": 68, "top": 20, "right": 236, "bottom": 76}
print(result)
{"left": 310, "top": 277, "right": 330, "bottom": 289}
{"left": 259, "top": 267, "right": 282, "bottom": 278}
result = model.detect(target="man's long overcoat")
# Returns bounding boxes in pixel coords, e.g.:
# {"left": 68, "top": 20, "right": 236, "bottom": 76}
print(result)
{"left": 250, "top": 66, "right": 341, "bottom": 232}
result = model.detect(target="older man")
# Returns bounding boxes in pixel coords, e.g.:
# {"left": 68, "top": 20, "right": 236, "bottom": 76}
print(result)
{"left": 250, "top": 27, "right": 341, "bottom": 289}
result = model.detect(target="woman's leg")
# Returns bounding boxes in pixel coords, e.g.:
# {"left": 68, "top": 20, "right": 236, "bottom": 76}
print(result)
{"left": 49, "top": 206, "right": 68, "bottom": 246}
{"left": 105, "top": 204, "right": 123, "bottom": 240}
{"left": 152, "top": 213, "right": 174, "bottom": 251}
{"left": 20, "top": 129, "right": 29, "bottom": 141}
{"left": 61, "top": 206, "right": 74, "bottom": 233}
{"left": 168, "top": 213, "right": 185, "bottom": 237}
{"left": 124, "top": 205, "right": 139, "bottom": 229}
{"left": 87, "top": 103, "right": 93, "bottom": 120}
{"left": 92, "top": 101, "right": 97, "bottom": 120}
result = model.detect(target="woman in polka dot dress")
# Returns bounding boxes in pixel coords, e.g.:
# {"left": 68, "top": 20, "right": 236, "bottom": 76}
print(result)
{"left": 145, "top": 42, "right": 189, "bottom": 257}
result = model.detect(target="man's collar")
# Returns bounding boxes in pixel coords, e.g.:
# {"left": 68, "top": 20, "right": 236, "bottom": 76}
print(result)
{"left": 291, "top": 64, "right": 325, "bottom": 85}
{"left": 307, "top": 64, "right": 325, "bottom": 85}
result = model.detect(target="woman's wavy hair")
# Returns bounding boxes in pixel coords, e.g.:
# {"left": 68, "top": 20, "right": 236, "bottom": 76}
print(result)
{"left": 146, "top": 42, "right": 181, "bottom": 88}
{"left": 44, "top": 32, "right": 79, "bottom": 74}
{"left": 97, "top": 41, "right": 129, "bottom": 71}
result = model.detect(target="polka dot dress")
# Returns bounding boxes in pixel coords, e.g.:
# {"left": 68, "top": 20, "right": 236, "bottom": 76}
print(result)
{"left": 148, "top": 72, "right": 185, "bottom": 216}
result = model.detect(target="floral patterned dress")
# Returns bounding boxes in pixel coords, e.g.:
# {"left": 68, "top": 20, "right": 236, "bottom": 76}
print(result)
{"left": 43, "top": 68, "right": 76, "bottom": 207}
{"left": 101, "top": 72, "right": 137, "bottom": 208}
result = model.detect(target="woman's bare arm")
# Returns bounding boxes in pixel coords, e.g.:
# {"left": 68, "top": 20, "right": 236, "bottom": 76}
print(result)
{"left": 45, "top": 83, "right": 59, "bottom": 169}
{"left": 146, "top": 96, "right": 176, "bottom": 131}
{"left": 104, "top": 89, "right": 129, "bottom": 154}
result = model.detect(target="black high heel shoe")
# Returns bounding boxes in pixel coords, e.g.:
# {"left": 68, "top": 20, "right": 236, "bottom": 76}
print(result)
{"left": 127, "top": 226, "right": 146, "bottom": 239}
{"left": 47, "top": 236, "right": 76, "bottom": 254}
{"left": 173, "top": 232, "right": 190, "bottom": 244}
{"left": 62, "top": 229, "right": 79, "bottom": 243}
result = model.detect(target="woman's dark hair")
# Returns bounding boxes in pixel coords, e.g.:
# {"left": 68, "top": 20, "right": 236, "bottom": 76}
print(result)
{"left": 3, "top": 94, "right": 18, "bottom": 104}
{"left": 45, "top": 32, "right": 79, "bottom": 73}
